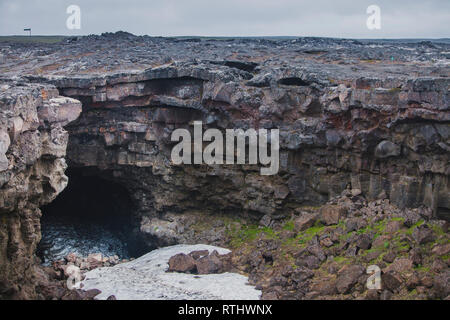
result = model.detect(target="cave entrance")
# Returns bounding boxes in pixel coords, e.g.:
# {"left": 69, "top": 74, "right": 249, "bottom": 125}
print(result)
{"left": 37, "top": 167, "right": 150, "bottom": 265}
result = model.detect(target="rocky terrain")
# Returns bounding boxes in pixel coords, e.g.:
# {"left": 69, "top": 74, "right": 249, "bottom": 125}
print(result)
{"left": 0, "top": 82, "right": 81, "bottom": 299}
{"left": 227, "top": 191, "right": 449, "bottom": 300}
{"left": 0, "top": 32, "right": 448, "bottom": 299}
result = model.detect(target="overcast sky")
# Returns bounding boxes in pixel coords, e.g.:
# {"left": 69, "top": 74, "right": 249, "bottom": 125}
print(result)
{"left": 0, "top": 0, "right": 449, "bottom": 38}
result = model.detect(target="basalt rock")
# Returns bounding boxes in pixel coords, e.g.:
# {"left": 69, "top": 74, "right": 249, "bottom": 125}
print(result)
{"left": 168, "top": 253, "right": 196, "bottom": 273}
{"left": 0, "top": 35, "right": 449, "bottom": 299}
{"left": 0, "top": 81, "right": 81, "bottom": 299}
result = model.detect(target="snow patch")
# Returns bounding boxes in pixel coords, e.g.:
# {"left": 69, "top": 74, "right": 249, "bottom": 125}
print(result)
{"left": 80, "top": 244, "right": 261, "bottom": 300}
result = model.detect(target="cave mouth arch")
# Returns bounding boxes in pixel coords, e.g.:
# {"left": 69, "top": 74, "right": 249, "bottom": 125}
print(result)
{"left": 37, "top": 167, "right": 150, "bottom": 265}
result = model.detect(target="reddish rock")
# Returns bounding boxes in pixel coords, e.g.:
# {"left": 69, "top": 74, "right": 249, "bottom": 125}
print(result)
{"left": 167, "top": 253, "right": 197, "bottom": 273}
{"left": 320, "top": 237, "right": 334, "bottom": 248}
{"left": 431, "top": 243, "right": 450, "bottom": 256}
{"left": 409, "top": 248, "right": 422, "bottom": 266}
{"left": 196, "top": 253, "right": 223, "bottom": 274}
{"left": 336, "top": 264, "right": 365, "bottom": 294}
{"left": 296, "top": 255, "right": 321, "bottom": 269}
{"left": 320, "top": 205, "right": 347, "bottom": 226}
{"left": 384, "top": 257, "right": 413, "bottom": 274}
{"left": 432, "top": 272, "right": 450, "bottom": 299}
{"left": 412, "top": 226, "right": 435, "bottom": 245}
{"left": 383, "top": 252, "right": 396, "bottom": 263}
{"left": 365, "top": 289, "right": 380, "bottom": 300}
{"left": 406, "top": 273, "right": 420, "bottom": 290}
{"left": 294, "top": 213, "right": 317, "bottom": 231}
{"left": 385, "top": 220, "right": 403, "bottom": 233}
{"left": 372, "top": 235, "right": 391, "bottom": 248}
{"left": 382, "top": 272, "right": 403, "bottom": 292}
{"left": 87, "top": 253, "right": 103, "bottom": 269}
{"left": 310, "top": 279, "right": 337, "bottom": 295}
{"left": 431, "top": 259, "right": 447, "bottom": 272}
{"left": 355, "top": 234, "right": 372, "bottom": 250}
{"left": 421, "top": 275, "right": 434, "bottom": 288}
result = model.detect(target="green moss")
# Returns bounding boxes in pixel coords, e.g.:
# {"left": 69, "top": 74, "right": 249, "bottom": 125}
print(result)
{"left": 304, "top": 223, "right": 325, "bottom": 236}
{"left": 408, "top": 289, "right": 417, "bottom": 296}
{"left": 340, "top": 231, "right": 354, "bottom": 242}
{"left": 429, "top": 223, "right": 446, "bottom": 238}
{"left": 282, "top": 237, "right": 298, "bottom": 247}
{"left": 373, "top": 219, "right": 387, "bottom": 234}
{"left": 227, "top": 224, "right": 277, "bottom": 248}
{"left": 333, "top": 256, "right": 351, "bottom": 265}
{"left": 397, "top": 243, "right": 410, "bottom": 252}
{"left": 414, "top": 265, "right": 430, "bottom": 272}
{"left": 282, "top": 220, "right": 295, "bottom": 231}
{"left": 356, "top": 225, "right": 371, "bottom": 235}
{"left": 405, "top": 220, "right": 425, "bottom": 235}
{"left": 293, "top": 222, "right": 326, "bottom": 245}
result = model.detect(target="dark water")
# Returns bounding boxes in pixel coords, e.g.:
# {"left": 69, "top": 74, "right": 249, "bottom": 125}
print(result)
{"left": 37, "top": 214, "right": 134, "bottom": 265}
{"left": 37, "top": 168, "right": 150, "bottom": 265}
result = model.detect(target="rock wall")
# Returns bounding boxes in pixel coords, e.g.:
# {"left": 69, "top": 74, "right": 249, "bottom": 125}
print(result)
{"left": 33, "top": 64, "right": 449, "bottom": 246}
{"left": 0, "top": 35, "right": 449, "bottom": 299}
{"left": 0, "top": 81, "right": 81, "bottom": 299}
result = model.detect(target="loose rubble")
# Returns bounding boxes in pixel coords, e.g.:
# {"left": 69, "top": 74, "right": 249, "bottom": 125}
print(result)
{"left": 225, "top": 190, "right": 449, "bottom": 300}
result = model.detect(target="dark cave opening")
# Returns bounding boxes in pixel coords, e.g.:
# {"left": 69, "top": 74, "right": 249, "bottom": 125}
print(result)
{"left": 37, "top": 167, "right": 151, "bottom": 265}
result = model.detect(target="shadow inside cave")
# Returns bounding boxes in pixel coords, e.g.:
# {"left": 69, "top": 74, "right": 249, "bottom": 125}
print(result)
{"left": 37, "top": 167, "right": 150, "bottom": 265}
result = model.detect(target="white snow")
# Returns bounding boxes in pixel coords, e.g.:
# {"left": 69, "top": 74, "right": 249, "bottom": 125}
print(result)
{"left": 80, "top": 244, "right": 261, "bottom": 300}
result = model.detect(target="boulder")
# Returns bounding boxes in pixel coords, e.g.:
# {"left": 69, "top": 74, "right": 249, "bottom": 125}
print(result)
{"left": 432, "top": 272, "right": 450, "bottom": 299}
{"left": 382, "top": 272, "right": 403, "bottom": 292}
{"left": 296, "top": 255, "right": 321, "bottom": 269}
{"left": 409, "top": 248, "right": 422, "bottom": 266}
{"left": 336, "top": 264, "right": 365, "bottom": 294}
{"left": 385, "top": 220, "right": 403, "bottom": 233}
{"left": 382, "top": 252, "right": 396, "bottom": 263}
{"left": 431, "top": 243, "right": 450, "bottom": 256}
{"left": 310, "top": 279, "right": 337, "bottom": 295}
{"left": 294, "top": 213, "right": 317, "bottom": 231}
{"left": 168, "top": 253, "right": 196, "bottom": 273}
{"left": 365, "top": 289, "right": 380, "bottom": 300}
{"left": 406, "top": 273, "right": 420, "bottom": 290}
{"left": 355, "top": 234, "right": 372, "bottom": 250}
{"left": 320, "top": 205, "right": 346, "bottom": 226}
{"left": 196, "top": 252, "right": 223, "bottom": 274}
{"left": 87, "top": 253, "right": 103, "bottom": 269}
{"left": 412, "top": 225, "right": 435, "bottom": 245}
{"left": 384, "top": 257, "right": 413, "bottom": 274}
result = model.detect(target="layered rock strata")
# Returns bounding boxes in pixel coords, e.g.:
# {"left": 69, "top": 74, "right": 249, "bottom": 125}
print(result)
{"left": 38, "top": 62, "right": 449, "bottom": 248}
{"left": 0, "top": 81, "right": 81, "bottom": 298}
